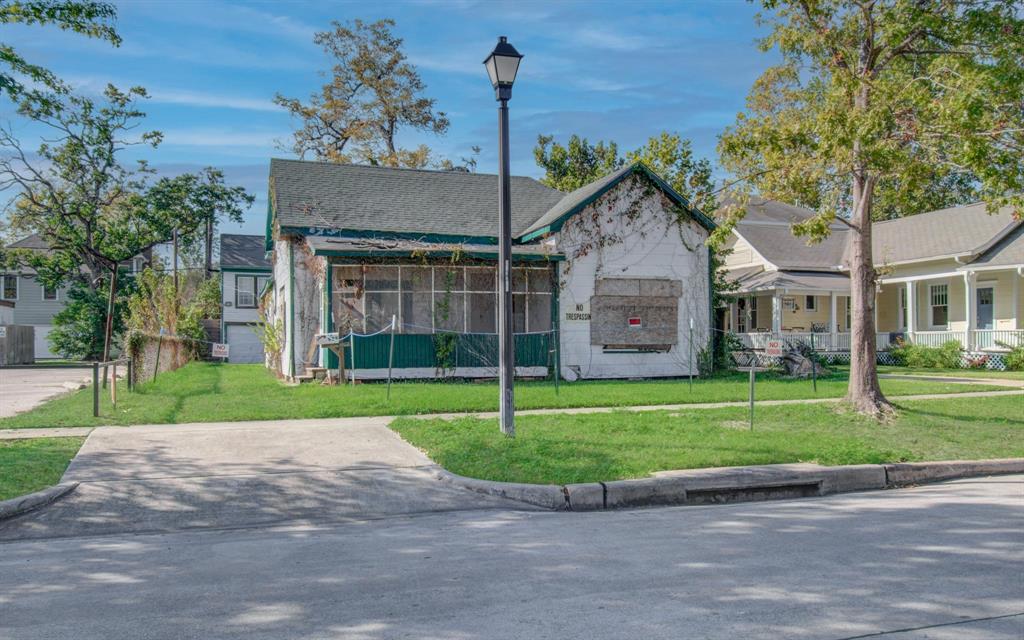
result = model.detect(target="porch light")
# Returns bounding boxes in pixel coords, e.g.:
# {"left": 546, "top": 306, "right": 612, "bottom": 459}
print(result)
{"left": 483, "top": 36, "right": 523, "bottom": 101}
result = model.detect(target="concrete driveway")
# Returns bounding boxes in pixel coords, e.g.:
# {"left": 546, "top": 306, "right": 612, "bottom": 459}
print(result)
{"left": 0, "top": 366, "right": 91, "bottom": 417}
{"left": 0, "top": 417, "right": 528, "bottom": 540}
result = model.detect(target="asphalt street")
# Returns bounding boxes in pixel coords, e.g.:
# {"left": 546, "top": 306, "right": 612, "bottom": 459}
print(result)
{"left": 2, "top": 475, "right": 1021, "bottom": 640}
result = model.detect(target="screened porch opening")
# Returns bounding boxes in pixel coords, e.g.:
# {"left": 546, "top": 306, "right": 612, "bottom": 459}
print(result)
{"left": 329, "top": 262, "right": 556, "bottom": 371}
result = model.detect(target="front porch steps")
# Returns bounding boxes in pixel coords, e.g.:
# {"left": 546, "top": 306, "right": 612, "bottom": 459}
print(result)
{"left": 295, "top": 367, "right": 330, "bottom": 384}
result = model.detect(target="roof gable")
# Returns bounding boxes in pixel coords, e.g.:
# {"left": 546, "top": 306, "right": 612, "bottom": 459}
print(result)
{"left": 517, "top": 162, "right": 716, "bottom": 242}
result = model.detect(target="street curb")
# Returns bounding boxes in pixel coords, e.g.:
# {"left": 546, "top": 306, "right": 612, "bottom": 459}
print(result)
{"left": 0, "top": 482, "right": 78, "bottom": 522}
{"left": 431, "top": 467, "right": 568, "bottom": 510}
{"left": 433, "top": 459, "right": 1024, "bottom": 512}
{"left": 884, "top": 459, "right": 1024, "bottom": 487}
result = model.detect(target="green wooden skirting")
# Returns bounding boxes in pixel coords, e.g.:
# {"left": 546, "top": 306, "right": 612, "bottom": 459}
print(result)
{"left": 347, "top": 332, "right": 552, "bottom": 370}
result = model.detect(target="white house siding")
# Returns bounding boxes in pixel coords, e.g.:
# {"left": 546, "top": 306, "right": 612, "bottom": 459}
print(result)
{"left": 269, "top": 237, "right": 293, "bottom": 377}
{"left": 555, "top": 184, "right": 711, "bottom": 380}
{"left": 266, "top": 236, "right": 325, "bottom": 379}
{"left": 222, "top": 270, "right": 271, "bottom": 365}
{"left": 0, "top": 272, "right": 66, "bottom": 358}
{"left": 223, "top": 271, "right": 270, "bottom": 324}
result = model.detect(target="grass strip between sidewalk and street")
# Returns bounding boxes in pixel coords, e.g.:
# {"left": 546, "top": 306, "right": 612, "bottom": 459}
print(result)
{"left": 390, "top": 395, "right": 1024, "bottom": 486}
{"left": 0, "top": 437, "right": 84, "bottom": 502}
{"left": 0, "top": 363, "right": 1013, "bottom": 429}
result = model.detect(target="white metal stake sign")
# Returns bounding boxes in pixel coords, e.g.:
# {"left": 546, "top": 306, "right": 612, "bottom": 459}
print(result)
{"left": 688, "top": 316, "right": 694, "bottom": 391}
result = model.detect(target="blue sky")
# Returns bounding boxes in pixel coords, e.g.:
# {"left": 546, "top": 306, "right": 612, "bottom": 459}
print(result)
{"left": 2, "top": 0, "right": 774, "bottom": 235}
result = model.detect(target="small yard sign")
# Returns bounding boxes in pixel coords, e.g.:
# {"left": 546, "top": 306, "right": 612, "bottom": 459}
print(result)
{"left": 765, "top": 339, "right": 784, "bottom": 357}
{"left": 211, "top": 343, "right": 230, "bottom": 359}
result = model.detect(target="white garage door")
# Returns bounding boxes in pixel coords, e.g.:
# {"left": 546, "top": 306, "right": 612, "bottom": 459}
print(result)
{"left": 225, "top": 324, "right": 265, "bottom": 364}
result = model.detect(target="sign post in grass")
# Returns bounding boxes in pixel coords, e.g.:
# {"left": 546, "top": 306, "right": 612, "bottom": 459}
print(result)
{"left": 387, "top": 315, "right": 396, "bottom": 401}
{"left": 748, "top": 366, "right": 755, "bottom": 431}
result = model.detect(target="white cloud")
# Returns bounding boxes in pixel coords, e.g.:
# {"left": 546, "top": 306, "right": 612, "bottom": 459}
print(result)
{"left": 149, "top": 89, "right": 280, "bottom": 113}
{"left": 160, "top": 129, "right": 282, "bottom": 149}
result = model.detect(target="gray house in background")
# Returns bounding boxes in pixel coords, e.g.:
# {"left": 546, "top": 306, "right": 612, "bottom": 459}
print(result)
{"left": 1, "top": 234, "right": 151, "bottom": 360}
{"left": 219, "top": 234, "right": 271, "bottom": 364}
{"left": 2, "top": 234, "right": 72, "bottom": 358}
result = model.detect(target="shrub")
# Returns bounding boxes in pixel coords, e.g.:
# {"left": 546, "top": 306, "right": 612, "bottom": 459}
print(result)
{"left": 889, "top": 340, "right": 962, "bottom": 369}
{"left": 997, "top": 341, "right": 1024, "bottom": 371}
{"left": 49, "top": 277, "right": 136, "bottom": 360}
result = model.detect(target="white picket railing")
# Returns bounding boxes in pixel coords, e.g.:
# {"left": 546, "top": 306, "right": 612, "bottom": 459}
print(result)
{"left": 909, "top": 331, "right": 967, "bottom": 348}
{"left": 734, "top": 330, "right": 1024, "bottom": 352}
{"left": 972, "top": 330, "right": 1024, "bottom": 351}
{"left": 735, "top": 332, "right": 887, "bottom": 352}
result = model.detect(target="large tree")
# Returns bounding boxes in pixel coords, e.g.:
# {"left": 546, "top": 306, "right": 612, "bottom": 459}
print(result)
{"left": 0, "top": 84, "right": 252, "bottom": 362}
{"left": 535, "top": 131, "right": 717, "bottom": 210}
{"left": 718, "top": 0, "right": 1023, "bottom": 416}
{"left": 275, "top": 18, "right": 449, "bottom": 168}
{"left": 0, "top": 0, "right": 119, "bottom": 101}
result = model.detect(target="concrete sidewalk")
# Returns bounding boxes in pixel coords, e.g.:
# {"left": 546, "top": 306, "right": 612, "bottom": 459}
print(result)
{"left": 0, "top": 417, "right": 532, "bottom": 540}
{"left": 878, "top": 372, "right": 1024, "bottom": 388}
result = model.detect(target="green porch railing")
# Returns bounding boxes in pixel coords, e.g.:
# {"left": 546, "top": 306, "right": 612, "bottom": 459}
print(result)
{"left": 346, "top": 332, "right": 551, "bottom": 370}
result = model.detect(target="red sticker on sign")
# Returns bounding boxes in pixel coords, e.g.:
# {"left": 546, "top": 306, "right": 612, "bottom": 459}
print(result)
{"left": 628, "top": 317, "right": 642, "bottom": 328}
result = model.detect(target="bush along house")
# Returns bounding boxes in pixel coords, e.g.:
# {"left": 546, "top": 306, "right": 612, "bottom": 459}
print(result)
{"left": 263, "top": 159, "right": 716, "bottom": 382}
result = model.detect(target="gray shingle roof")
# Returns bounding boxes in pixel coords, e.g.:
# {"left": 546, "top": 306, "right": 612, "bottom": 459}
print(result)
{"left": 519, "top": 164, "right": 635, "bottom": 238}
{"left": 728, "top": 268, "right": 851, "bottom": 294}
{"left": 5, "top": 234, "right": 49, "bottom": 251}
{"left": 270, "top": 159, "right": 565, "bottom": 240}
{"left": 735, "top": 224, "right": 849, "bottom": 271}
{"left": 725, "top": 197, "right": 1022, "bottom": 271}
{"left": 966, "top": 223, "right": 1024, "bottom": 268}
{"left": 871, "top": 202, "right": 1020, "bottom": 265}
{"left": 220, "top": 234, "right": 271, "bottom": 270}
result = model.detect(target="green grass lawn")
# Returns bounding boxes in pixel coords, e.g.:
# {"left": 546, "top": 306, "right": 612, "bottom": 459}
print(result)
{"left": 0, "top": 437, "right": 84, "bottom": 501}
{"left": 871, "top": 365, "right": 1024, "bottom": 381}
{"left": 391, "top": 395, "right": 1024, "bottom": 485}
{"left": 0, "top": 362, "right": 1012, "bottom": 430}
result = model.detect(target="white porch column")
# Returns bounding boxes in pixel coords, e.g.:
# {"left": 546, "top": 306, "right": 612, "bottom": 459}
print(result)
{"left": 963, "top": 271, "right": 975, "bottom": 350}
{"left": 906, "top": 281, "right": 916, "bottom": 338}
{"left": 772, "top": 292, "right": 782, "bottom": 333}
{"left": 829, "top": 292, "right": 837, "bottom": 350}
{"left": 1013, "top": 272, "right": 1020, "bottom": 330}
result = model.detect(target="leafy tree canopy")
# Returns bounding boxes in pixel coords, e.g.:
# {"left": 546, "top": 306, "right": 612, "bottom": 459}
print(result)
{"left": 534, "top": 131, "right": 718, "bottom": 211}
{"left": 0, "top": 0, "right": 119, "bottom": 101}
{"left": 275, "top": 18, "right": 450, "bottom": 169}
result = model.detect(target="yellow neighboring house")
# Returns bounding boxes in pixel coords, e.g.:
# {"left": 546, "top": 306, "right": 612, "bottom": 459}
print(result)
{"left": 720, "top": 199, "right": 1023, "bottom": 364}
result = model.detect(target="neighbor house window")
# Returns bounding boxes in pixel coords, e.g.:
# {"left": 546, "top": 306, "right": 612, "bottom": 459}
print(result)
{"left": 42, "top": 284, "right": 57, "bottom": 301}
{"left": 256, "top": 276, "right": 269, "bottom": 300}
{"left": 929, "top": 284, "right": 948, "bottom": 328}
{"left": 1, "top": 274, "right": 17, "bottom": 300}
{"left": 133, "top": 257, "right": 146, "bottom": 273}
{"left": 805, "top": 295, "right": 817, "bottom": 311}
{"left": 332, "top": 264, "right": 552, "bottom": 336}
{"left": 235, "top": 275, "right": 257, "bottom": 308}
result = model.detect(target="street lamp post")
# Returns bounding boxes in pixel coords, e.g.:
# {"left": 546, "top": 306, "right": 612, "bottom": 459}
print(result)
{"left": 484, "top": 36, "right": 523, "bottom": 437}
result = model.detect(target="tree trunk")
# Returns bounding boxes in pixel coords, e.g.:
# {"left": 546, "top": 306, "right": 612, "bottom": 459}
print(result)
{"left": 100, "top": 265, "right": 118, "bottom": 387}
{"left": 845, "top": 175, "right": 893, "bottom": 416}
